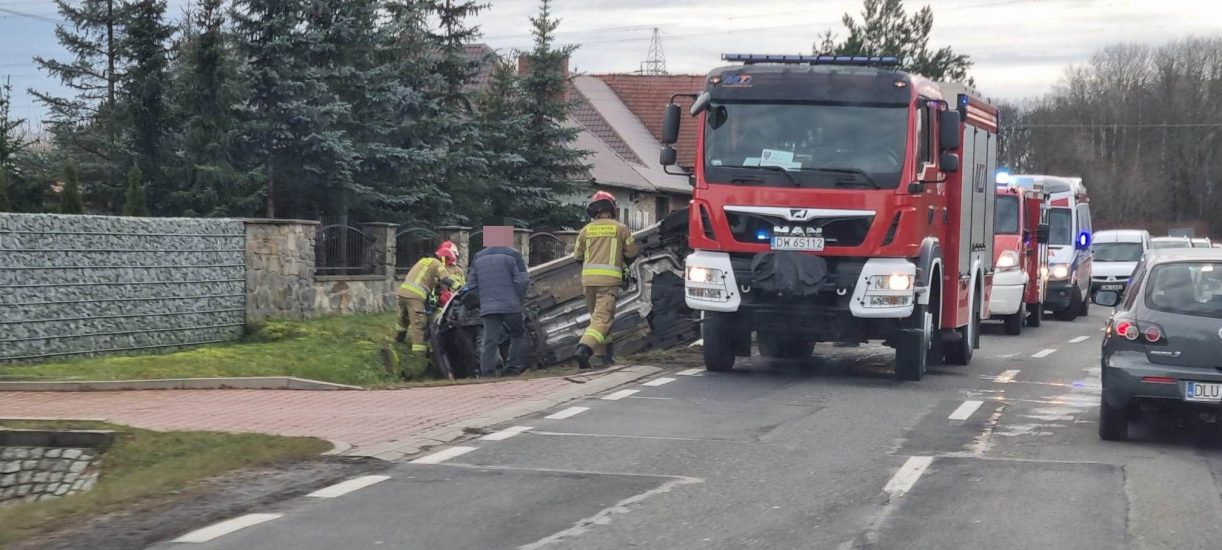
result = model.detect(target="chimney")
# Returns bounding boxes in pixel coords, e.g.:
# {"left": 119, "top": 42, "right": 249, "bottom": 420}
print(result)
{"left": 518, "top": 54, "right": 570, "bottom": 102}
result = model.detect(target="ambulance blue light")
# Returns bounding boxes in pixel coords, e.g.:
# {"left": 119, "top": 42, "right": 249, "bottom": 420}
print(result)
{"left": 1078, "top": 231, "right": 1092, "bottom": 248}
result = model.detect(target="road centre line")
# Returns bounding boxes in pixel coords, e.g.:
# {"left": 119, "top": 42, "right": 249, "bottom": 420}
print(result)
{"left": 947, "top": 400, "right": 985, "bottom": 421}
{"left": 307, "top": 475, "right": 391, "bottom": 498}
{"left": 602, "top": 389, "right": 640, "bottom": 400}
{"left": 482, "top": 426, "right": 534, "bottom": 441}
{"left": 1069, "top": 336, "right": 1091, "bottom": 343}
{"left": 883, "top": 456, "right": 934, "bottom": 500}
{"left": 643, "top": 377, "right": 676, "bottom": 387}
{"left": 1032, "top": 348, "right": 1058, "bottom": 358}
{"left": 544, "top": 406, "right": 590, "bottom": 420}
{"left": 994, "top": 369, "right": 1021, "bottom": 383}
{"left": 677, "top": 368, "right": 705, "bottom": 376}
{"left": 172, "top": 513, "right": 283, "bottom": 543}
{"left": 410, "top": 446, "right": 478, "bottom": 464}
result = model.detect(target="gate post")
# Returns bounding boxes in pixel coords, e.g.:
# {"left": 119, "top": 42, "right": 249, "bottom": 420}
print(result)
{"left": 361, "top": 222, "right": 399, "bottom": 310}
{"left": 438, "top": 225, "right": 472, "bottom": 266}
{"left": 514, "top": 228, "right": 531, "bottom": 261}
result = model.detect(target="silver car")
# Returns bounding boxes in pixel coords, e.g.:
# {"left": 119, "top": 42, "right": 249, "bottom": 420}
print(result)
{"left": 1094, "top": 248, "right": 1222, "bottom": 441}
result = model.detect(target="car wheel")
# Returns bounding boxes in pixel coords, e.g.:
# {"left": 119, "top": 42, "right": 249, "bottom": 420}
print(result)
{"left": 1098, "top": 395, "right": 1129, "bottom": 441}
{"left": 1025, "top": 302, "right": 1043, "bottom": 327}
{"left": 895, "top": 305, "right": 930, "bottom": 381}
{"left": 1004, "top": 311, "right": 1023, "bottom": 335}
{"left": 702, "top": 312, "right": 737, "bottom": 372}
{"left": 1055, "top": 289, "right": 1082, "bottom": 321}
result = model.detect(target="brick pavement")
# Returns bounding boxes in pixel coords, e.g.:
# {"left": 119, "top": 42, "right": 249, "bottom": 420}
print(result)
{"left": 0, "top": 377, "right": 582, "bottom": 451}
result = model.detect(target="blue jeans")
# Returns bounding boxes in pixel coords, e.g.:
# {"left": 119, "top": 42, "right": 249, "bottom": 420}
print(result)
{"left": 480, "top": 313, "right": 528, "bottom": 376}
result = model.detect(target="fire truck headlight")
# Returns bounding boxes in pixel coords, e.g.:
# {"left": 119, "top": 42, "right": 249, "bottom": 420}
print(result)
{"left": 1050, "top": 263, "right": 1070, "bottom": 281}
{"left": 687, "top": 266, "right": 722, "bottom": 283}
{"left": 997, "top": 250, "right": 1020, "bottom": 271}
{"left": 872, "top": 273, "right": 914, "bottom": 291}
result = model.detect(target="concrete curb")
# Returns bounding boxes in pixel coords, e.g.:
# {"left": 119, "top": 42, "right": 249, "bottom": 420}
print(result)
{"left": 346, "top": 365, "right": 664, "bottom": 461}
{"left": 0, "top": 377, "right": 365, "bottom": 392}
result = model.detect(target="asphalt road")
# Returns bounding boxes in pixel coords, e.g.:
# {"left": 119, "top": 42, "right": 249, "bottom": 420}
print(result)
{"left": 158, "top": 308, "right": 1222, "bottom": 550}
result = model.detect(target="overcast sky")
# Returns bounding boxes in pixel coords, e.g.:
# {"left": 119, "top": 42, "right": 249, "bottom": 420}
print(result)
{"left": 2, "top": 0, "right": 1221, "bottom": 127}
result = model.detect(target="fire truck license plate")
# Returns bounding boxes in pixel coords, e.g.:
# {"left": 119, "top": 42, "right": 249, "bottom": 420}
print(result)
{"left": 771, "top": 236, "right": 825, "bottom": 251}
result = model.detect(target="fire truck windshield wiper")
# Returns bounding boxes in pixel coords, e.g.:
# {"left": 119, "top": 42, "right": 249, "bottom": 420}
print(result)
{"left": 802, "top": 167, "right": 880, "bottom": 189}
{"left": 752, "top": 165, "right": 800, "bottom": 186}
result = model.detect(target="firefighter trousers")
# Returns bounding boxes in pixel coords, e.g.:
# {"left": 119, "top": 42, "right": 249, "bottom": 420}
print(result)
{"left": 396, "top": 296, "right": 429, "bottom": 352}
{"left": 580, "top": 286, "right": 618, "bottom": 356}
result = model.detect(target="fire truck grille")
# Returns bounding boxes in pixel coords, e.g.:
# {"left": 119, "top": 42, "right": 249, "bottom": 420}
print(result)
{"left": 726, "top": 212, "right": 874, "bottom": 247}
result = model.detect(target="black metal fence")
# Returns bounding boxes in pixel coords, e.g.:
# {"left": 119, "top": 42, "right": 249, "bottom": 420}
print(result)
{"left": 315, "top": 219, "right": 378, "bottom": 276}
{"left": 529, "top": 232, "right": 567, "bottom": 266}
{"left": 396, "top": 228, "right": 442, "bottom": 275}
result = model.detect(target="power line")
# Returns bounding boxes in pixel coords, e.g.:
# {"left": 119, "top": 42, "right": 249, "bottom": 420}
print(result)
{"left": 0, "top": 6, "right": 63, "bottom": 24}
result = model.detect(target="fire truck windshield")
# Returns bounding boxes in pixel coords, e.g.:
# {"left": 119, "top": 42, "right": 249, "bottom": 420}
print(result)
{"left": 703, "top": 102, "right": 908, "bottom": 189}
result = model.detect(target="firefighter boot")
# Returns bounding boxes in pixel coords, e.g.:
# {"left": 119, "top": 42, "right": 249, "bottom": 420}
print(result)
{"left": 601, "top": 343, "right": 616, "bottom": 367}
{"left": 575, "top": 344, "right": 594, "bottom": 370}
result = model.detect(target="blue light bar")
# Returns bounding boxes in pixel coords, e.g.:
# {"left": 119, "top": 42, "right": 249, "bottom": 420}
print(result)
{"left": 721, "top": 53, "right": 900, "bottom": 67}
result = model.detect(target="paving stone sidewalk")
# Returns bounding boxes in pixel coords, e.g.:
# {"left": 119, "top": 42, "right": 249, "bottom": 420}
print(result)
{"left": 0, "top": 367, "right": 658, "bottom": 461}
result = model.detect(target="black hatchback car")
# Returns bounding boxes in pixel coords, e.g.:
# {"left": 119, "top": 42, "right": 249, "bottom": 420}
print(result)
{"left": 1095, "top": 248, "right": 1222, "bottom": 440}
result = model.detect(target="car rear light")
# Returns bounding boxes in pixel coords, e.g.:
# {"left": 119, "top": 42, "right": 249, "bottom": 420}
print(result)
{"left": 1143, "top": 325, "right": 1163, "bottom": 343}
{"left": 1141, "top": 376, "right": 1176, "bottom": 385}
{"left": 1116, "top": 321, "right": 1139, "bottom": 341}
{"left": 1113, "top": 320, "right": 1165, "bottom": 344}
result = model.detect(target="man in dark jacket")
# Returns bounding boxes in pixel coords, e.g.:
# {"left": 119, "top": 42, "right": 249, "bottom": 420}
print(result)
{"left": 467, "top": 226, "right": 531, "bottom": 376}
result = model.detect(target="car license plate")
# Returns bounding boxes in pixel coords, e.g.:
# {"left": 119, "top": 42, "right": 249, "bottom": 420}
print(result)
{"left": 1101, "top": 284, "right": 1123, "bottom": 291}
{"left": 1185, "top": 381, "right": 1222, "bottom": 403}
{"left": 771, "top": 236, "right": 825, "bottom": 251}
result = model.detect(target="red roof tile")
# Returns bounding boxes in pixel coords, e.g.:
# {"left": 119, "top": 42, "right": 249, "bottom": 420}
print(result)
{"left": 595, "top": 74, "right": 706, "bottom": 170}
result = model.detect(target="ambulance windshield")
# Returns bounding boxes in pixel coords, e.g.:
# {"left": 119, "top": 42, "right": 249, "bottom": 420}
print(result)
{"left": 1048, "top": 208, "right": 1073, "bottom": 246}
{"left": 703, "top": 102, "right": 908, "bottom": 189}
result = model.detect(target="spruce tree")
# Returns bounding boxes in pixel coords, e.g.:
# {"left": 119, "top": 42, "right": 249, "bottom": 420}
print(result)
{"left": 0, "top": 76, "right": 29, "bottom": 180}
{"left": 477, "top": 56, "right": 528, "bottom": 224}
{"left": 123, "top": 163, "right": 149, "bottom": 216}
{"left": 0, "top": 169, "right": 10, "bottom": 212}
{"left": 816, "top": 0, "right": 972, "bottom": 83}
{"left": 31, "top": 0, "right": 127, "bottom": 210}
{"left": 517, "top": 0, "right": 589, "bottom": 227}
{"left": 60, "top": 162, "right": 85, "bottom": 214}
{"left": 174, "top": 0, "right": 246, "bottom": 216}
{"left": 121, "top": 0, "right": 174, "bottom": 212}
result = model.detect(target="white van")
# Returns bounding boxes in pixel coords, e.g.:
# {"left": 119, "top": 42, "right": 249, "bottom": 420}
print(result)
{"left": 1090, "top": 229, "right": 1150, "bottom": 299}
{"left": 1012, "top": 175, "right": 1092, "bottom": 321}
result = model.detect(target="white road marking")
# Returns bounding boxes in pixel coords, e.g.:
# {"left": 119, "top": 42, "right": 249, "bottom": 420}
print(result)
{"left": 410, "top": 446, "right": 478, "bottom": 464}
{"left": 643, "top": 377, "right": 676, "bottom": 387}
{"left": 1032, "top": 348, "right": 1057, "bottom": 358}
{"left": 172, "top": 513, "right": 283, "bottom": 543}
{"left": 883, "top": 456, "right": 934, "bottom": 500}
{"left": 602, "top": 389, "right": 640, "bottom": 401}
{"left": 677, "top": 368, "right": 705, "bottom": 376}
{"left": 544, "top": 406, "right": 589, "bottom": 420}
{"left": 307, "top": 475, "right": 391, "bottom": 498}
{"left": 481, "top": 426, "right": 534, "bottom": 441}
{"left": 948, "top": 400, "right": 985, "bottom": 421}
{"left": 1069, "top": 336, "right": 1090, "bottom": 343}
{"left": 689, "top": 339, "right": 704, "bottom": 347}
{"left": 995, "top": 369, "right": 1021, "bottom": 383}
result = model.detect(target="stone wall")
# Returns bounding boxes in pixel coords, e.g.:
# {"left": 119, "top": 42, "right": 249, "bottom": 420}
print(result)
{"left": 0, "top": 214, "right": 246, "bottom": 363}
{"left": 0, "top": 446, "right": 100, "bottom": 505}
{"left": 244, "top": 219, "right": 319, "bottom": 321}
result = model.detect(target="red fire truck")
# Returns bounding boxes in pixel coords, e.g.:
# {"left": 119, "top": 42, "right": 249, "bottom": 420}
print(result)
{"left": 988, "top": 178, "right": 1050, "bottom": 335}
{"left": 660, "top": 54, "right": 999, "bottom": 381}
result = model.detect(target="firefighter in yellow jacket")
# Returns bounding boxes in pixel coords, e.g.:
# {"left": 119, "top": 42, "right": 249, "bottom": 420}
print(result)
{"left": 572, "top": 191, "right": 638, "bottom": 369}
{"left": 396, "top": 242, "right": 462, "bottom": 354}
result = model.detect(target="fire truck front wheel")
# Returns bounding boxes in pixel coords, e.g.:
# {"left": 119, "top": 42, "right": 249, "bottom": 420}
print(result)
{"left": 894, "top": 303, "right": 931, "bottom": 381}
{"left": 702, "top": 312, "right": 739, "bottom": 372}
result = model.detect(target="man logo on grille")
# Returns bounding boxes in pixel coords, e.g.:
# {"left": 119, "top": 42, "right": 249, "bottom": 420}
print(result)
{"left": 789, "top": 209, "right": 810, "bottom": 220}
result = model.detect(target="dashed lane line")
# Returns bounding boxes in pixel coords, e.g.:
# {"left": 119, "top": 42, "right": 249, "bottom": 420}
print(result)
{"left": 602, "top": 389, "right": 640, "bottom": 401}
{"left": 307, "top": 475, "right": 391, "bottom": 498}
{"left": 995, "top": 369, "right": 1021, "bottom": 383}
{"left": 481, "top": 426, "right": 534, "bottom": 441}
{"left": 410, "top": 446, "right": 478, "bottom": 464}
{"left": 883, "top": 456, "right": 934, "bottom": 500}
{"left": 1032, "top": 348, "right": 1058, "bottom": 358}
{"left": 643, "top": 377, "right": 676, "bottom": 387}
{"left": 947, "top": 400, "right": 985, "bottom": 421}
{"left": 1069, "top": 336, "right": 1091, "bottom": 343}
{"left": 677, "top": 368, "right": 705, "bottom": 376}
{"left": 544, "top": 406, "right": 590, "bottom": 420}
{"left": 172, "top": 513, "right": 283, "bottom": 543}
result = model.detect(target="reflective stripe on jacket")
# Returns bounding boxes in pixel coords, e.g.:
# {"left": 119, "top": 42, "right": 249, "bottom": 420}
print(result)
{"left": 398, "top": 257, "right": 453, "bottom": 299}
{"left": 573, "top": 218, "right": 638, "bottom": 287}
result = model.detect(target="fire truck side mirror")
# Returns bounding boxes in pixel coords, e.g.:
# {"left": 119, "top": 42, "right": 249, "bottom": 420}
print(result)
{"left": 938, "top": 110, "right": 962, "bottom": 151}
{"left": 662, "top": 104, "right": 681, "bottom": 145}
{"left": 660, "top": 145, "right": 678, "bottom": 167}
{"left": 939, "top": 151, "right": 960, "bottom": 173}
{"left": 1036, "top": 223, "right": 1051, "bottom": 244}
